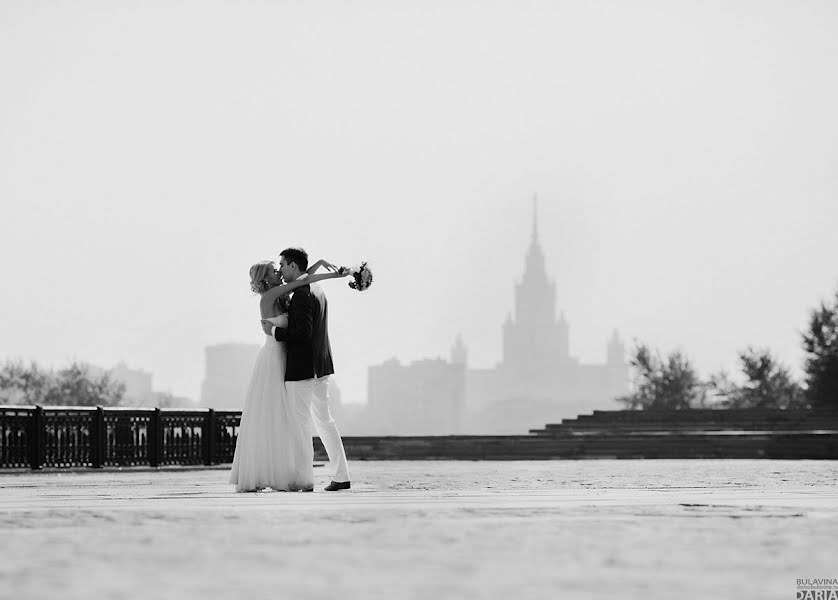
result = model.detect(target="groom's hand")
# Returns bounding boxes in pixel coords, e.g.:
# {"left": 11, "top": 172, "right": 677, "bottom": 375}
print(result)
{"left": 260, "top": 320, "right": 273, "bottom": 335}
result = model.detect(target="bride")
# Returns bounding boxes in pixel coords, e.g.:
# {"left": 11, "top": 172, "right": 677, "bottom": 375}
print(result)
{"left": 229, "top": 258, "right": 348, "bottom": 492}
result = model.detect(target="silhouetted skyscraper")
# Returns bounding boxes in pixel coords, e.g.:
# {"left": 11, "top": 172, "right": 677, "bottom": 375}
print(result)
{"left": 366, "top": 197, "right": 629, "bottom": 434}
{"left": 502, "top": 197, "right": 570, "bottom": 376}
{"left": 466, "top": 197, "right": 629, "bottom": 432}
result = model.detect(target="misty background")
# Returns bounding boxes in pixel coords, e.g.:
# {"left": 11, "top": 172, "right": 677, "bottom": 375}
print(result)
{"left": 2, "top": 1, "right": 837, "bottom": 411}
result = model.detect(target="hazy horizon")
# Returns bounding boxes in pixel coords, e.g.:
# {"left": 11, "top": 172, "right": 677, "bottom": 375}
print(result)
{"left": 2, "top": 1, "right": 837, "bottom": 407}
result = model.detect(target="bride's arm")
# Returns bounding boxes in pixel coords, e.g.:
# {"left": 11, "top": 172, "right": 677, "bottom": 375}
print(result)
{"left": 306, "top": 259, "right": 340, "bottom": 276}
{"left": 260, "top": 271, "right": 348, "bottom": 304}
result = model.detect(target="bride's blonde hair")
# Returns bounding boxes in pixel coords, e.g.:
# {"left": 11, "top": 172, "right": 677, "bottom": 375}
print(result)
{"left": 249, "top": 261, "right": 275, "bottom": 294}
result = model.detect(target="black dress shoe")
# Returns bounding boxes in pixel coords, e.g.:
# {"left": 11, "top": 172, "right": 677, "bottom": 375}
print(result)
{"left": 324, "top": 480, "right": 351, "bottom": 491}
{"left": 302, "top": 487, "right": 314, "bottom": 493}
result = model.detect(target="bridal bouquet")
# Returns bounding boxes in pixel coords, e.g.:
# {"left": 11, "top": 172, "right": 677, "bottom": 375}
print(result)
{"left": 341, "top": 262, "right": 373, "bottom": 291}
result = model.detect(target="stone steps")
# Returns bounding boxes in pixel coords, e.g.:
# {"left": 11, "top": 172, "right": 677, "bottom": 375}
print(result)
{"left": 314, "top": 432, "right": 838, "bottom": 460}
{"left": 529, "top": 409, "right": 838, "bottom": 436}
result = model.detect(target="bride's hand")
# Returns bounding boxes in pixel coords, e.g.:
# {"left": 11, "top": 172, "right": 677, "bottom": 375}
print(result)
{"left": 319, "top": 260, "right": 339, "bottom": 273}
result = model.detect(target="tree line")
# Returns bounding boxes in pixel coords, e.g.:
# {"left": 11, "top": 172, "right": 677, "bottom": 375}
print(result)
{"left": 618, "top": 285, "right": 838, "bottom": 410}
{"left": 0, "top": 361, "right": 125, "bottom": 407}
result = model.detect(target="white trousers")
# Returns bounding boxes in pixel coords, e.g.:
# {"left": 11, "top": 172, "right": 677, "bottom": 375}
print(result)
{"left": 286, "top": 375, "right": 350, "bottom": 483}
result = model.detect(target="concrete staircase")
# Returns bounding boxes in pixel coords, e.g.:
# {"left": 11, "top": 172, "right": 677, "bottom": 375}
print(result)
{"left": 527, "top": 409, "right": 838, "bottom": 459}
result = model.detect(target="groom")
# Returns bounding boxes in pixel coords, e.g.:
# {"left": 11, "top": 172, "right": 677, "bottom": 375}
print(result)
{"left": 261, "top": 247, "right": 351, "bottom": 491}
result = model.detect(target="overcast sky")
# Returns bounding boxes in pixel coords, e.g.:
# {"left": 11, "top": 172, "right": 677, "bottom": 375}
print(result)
{"left": 2, "top": 1, "right": 837, "bottom": 406}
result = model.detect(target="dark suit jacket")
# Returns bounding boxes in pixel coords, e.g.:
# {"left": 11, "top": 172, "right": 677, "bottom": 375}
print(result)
{"left": 274, "top": 283, "right": 335, "bottom": 381}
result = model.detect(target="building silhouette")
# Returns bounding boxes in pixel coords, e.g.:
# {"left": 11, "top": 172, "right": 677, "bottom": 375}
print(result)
{"left": 87, "top": 362, "right": 194, "bottom": 407}
{"left": 200, "top": 343, "right": 260, "bottom": 410}
{"left": 110, "top": 362, "right": 153, "bottom": 403}
{"left": 366, "top": 198, "right": 629, "bottom": 434}
{"left": 367, "top": 357, "right": 465, "bottom": 435}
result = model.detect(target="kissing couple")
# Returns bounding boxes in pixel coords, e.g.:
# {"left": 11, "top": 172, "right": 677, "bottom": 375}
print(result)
{"left": 229, "top": 247, "right": 352, "bottom": 493}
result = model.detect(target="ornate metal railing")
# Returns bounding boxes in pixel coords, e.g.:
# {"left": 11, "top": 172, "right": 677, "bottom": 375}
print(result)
{"left": 7, "top": 406, "right": 838, "bottom": 467}
{"left": 0, "top": 406, "right": 241, "bottom": 469}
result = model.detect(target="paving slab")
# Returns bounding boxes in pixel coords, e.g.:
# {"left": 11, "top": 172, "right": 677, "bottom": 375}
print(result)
{"left": 1, "top": 460, "right": 836, "bottom": 600}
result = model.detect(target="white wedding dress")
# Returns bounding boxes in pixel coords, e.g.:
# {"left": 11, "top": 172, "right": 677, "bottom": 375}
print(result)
{"left": 229, "top": 314, "right": 314, "bottom": 492}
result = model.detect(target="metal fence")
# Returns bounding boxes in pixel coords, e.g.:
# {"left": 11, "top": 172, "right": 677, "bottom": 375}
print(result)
{"left": 0, "top": 406, "right": 241, "bottom": 469}
{"left": 6, "top": 406, "right": 838, "bottom": 467}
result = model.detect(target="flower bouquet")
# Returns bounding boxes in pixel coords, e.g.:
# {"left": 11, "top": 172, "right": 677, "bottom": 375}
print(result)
{"left": 340, "top": 262, "right": 373, "bottom": 291}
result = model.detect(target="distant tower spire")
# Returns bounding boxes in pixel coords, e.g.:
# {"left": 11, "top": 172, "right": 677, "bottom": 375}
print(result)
{"left": 450, "top": 334, "right": 467, "bottom": 365}
{"left": 523, "top": 193, "right": 546, "bottom": 282}
{"left": 607, "top": 330, "right": 625, "bottom": 365}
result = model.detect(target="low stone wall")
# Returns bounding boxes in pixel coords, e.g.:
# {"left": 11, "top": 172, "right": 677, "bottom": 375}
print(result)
{"left": 319, "top": 409, "right": 838, "bottom": 460}
{"left": 315, "top": 431, "right": 838, "bottom": 460}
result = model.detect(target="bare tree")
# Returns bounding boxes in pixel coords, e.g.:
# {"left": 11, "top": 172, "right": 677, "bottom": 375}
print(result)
{"left": 617, "top": 343, "right": 708, "bottom": 410}
{"left": 0, "top": 360, "right": 51, "bottom": 405}
{"left": 802, "top": 286, "right": 838, "bottom": 409}
{"left": 0, "top": 360, "right": 125, "bottom": 407}
{"left": 709, "top": 347, "right": 807, "bottom": 409}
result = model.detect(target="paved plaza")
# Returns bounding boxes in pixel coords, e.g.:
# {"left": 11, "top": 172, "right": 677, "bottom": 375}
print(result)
{"left": 1, "top": 460, "right": 837, "bottom": 600}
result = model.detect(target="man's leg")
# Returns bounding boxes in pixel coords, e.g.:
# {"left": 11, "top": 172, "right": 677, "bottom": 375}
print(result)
{"left": 309, "top": 375, "right": 350, "bottom": 483}
{"left": 285, "top": 379, "right": 314, "bottom": 433}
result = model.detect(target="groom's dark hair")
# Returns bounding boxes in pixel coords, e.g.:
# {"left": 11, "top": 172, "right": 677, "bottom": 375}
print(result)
{"left": 280, "top": 247, "right": 308, "bottom": 272}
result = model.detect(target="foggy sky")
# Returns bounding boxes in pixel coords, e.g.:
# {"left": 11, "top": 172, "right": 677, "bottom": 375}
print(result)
{"left": 2, "top": 0, "right": 837, "bottom": 406}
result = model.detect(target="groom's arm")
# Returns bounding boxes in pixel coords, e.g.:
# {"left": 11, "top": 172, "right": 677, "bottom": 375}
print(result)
{"left": 274, "top": 290, "right": 314, "bottom": 344}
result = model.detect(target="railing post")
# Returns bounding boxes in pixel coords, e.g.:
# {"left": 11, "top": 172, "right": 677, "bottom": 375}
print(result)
{"left": 30, "top": 405, "right": 44, "bottom": 470}
{"left": 149, "top": 408, "right": 162, "bottom": 468}
{"left": 204, "top": 409, "right": 216, "bottom": 466}
{"left": 92, "top": 406, "right": 105, "bottom": 468}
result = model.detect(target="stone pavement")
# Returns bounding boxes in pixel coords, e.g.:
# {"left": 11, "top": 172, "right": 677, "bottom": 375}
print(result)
{"left": 1, "top": 460, "right": 836, "bottom": 600}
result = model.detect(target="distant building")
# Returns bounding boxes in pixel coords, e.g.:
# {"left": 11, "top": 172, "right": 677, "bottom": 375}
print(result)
{"left": 464, "top": 201, "right": 628, "bottom": 432}
{"left": 110, "top": 362, "right": 153, "bottom": 404}
{"left": 366, "top": 199, "right": 629, "bottom": 434}
{"left": 91, "top": 362, "right": 195, "bottom": 407}
{"left": 327, "top": 379, "right": 370, "bottom": 435}
{"left": 367, "top": 357, "right": 465, "bottom": 435}
{"left": 200, "top": 343, "right": 260, "bottom": 409}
